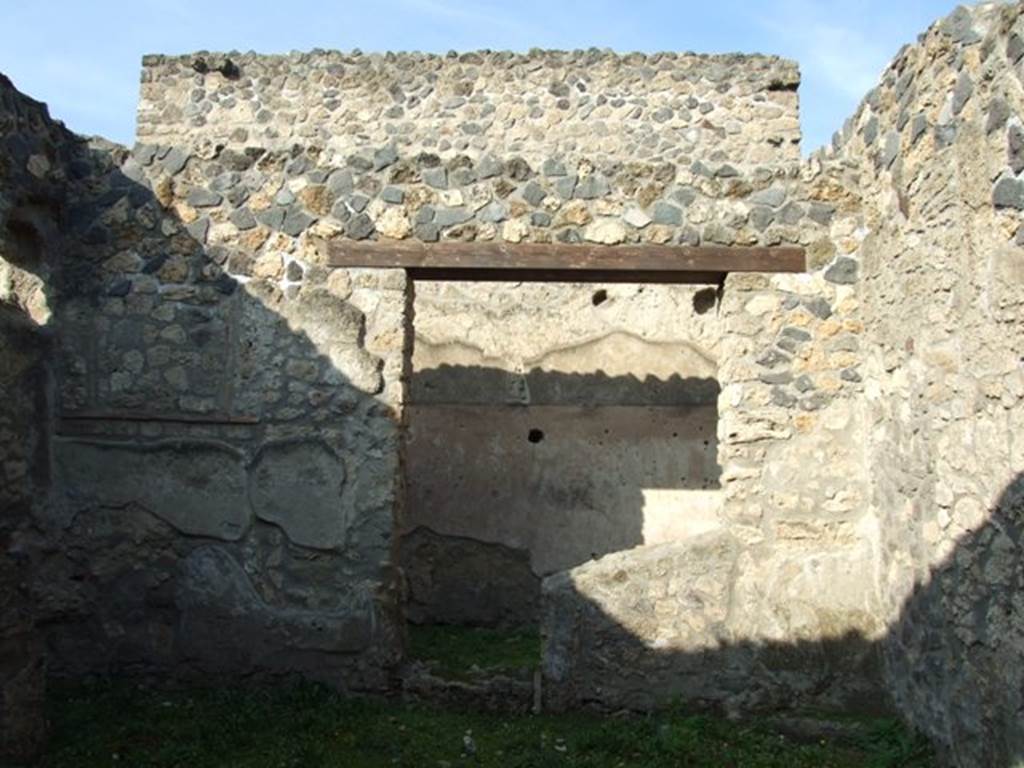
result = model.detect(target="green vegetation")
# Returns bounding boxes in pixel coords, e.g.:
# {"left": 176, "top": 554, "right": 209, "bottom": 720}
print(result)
{"left": 34, "top": 682, "right": 936, "bottom": 768}
{"left": 406, "top": 623, "right": 540, "bottom": 679}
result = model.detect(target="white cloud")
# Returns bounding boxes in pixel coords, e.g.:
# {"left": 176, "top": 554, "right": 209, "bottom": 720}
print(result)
{"left": 756, "top": 0, "right": 888, "bottom": 99}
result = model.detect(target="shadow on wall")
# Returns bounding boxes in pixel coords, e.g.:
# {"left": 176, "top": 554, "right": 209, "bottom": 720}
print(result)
{"left": 3, "top": 83, "right": 1022, "bottom": 768}
{"left": 0, "top": 209, "right": 60, "bottom": 762}
{"left": 402, "top": 362, "right": 721, "bottom": 629}
{"left": 1, "top": 131, "right": 405, "bottom": 710}
{"left": 541, "top": 470, "right": 1024, "bottom": 767}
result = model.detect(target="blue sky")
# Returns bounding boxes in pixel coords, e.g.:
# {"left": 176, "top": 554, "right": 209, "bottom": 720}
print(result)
{"left": 3, "top": 0, "right": 961, "bottom": 153}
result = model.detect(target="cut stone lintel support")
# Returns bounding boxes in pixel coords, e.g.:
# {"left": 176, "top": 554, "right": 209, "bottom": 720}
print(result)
{"left": 314, "top": 239, "right": 806, "bottom": 284}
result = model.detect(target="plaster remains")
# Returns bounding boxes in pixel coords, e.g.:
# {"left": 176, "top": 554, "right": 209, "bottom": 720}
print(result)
{"left": 1, "top": 5, "right": 1023, "bottom": 767}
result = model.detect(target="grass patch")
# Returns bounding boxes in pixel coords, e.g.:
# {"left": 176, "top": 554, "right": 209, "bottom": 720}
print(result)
{"left": 406, "top": 624, "right": 540, "bottom": 680}
{"left": 30, "top": 682, "right": 937, "bottom": 768}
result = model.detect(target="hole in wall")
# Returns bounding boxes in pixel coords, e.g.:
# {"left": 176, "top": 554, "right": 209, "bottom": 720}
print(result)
{"left": 527, "top": 428, "right": 545, "bottom": 444}
{"left": 591, "top": 289, "right": 608, "bottom": 306}
{"left": 692, "top": 287, "right": 717, "bottom": 315}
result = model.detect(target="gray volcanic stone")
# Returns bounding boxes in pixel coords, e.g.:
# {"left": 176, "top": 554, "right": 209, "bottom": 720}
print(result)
{"left": 781, "top": 326, "right": 812, "bottom": 342}
{"left": 771, "top": 387, "right": 798, "bottom": 408}
{"left": 133, "top": 143, "right": 159, "bottom": 165}
{"left": 555, "top": 176, "right": 577, "bottom": 199}
{"left": 435, "top": 207, "right": 473, "bottom": 227}
{"left": 756, "top": 348, "right": 791, "bottom": 368}
{"left": 1008, "top": 33, "right": 1024, "bottom": 64}
{"left": 330, "top": 200, "right": 351, "bottom": 222}
{"left": 800, "top": 392, "right": 831, "bottom": 412}
{"left": 803, "top": 297, "right": 832, "bottom": 319}
{"left": 941, "top": 6, "right": 980, "bottom": 45}
{"left": 256, "top": 206, "right": 287, "bottom": 230}
{"left": 327, "top": 169, "right": 354, "bottom": 195}
{"left": 381, "top": 186, "right": 404, "bottom": 204}
{"left": 880, "top": 131, "right": 900, "bottom": 169}
{"left": 778, "top": 202, "right": 805, "bottom": 225}
{"left": 530, "top": 211, "right": 552, "bottom": 227}
{"left": 282, "top": 208, "right": 315, "bottom": 236}
{"left": 373, "top": 145, "right": 398, "bottom": 170}
{"left": 652, "top": 201, "right": 682, "bottom": 225}
{"left": 574, "top": 175, "right": 610, "bottom": 199}
{"left": 678, "top": 226, "right": 701, "bottom": 246}
{"left": 993, "top": 176, "right": 1024, "bottom": 210}
{"left": 349, "top": 194, "right": 369, "bottom": 213}
{"left": 748, "top": 186, "right": 787, "bottom": 207}
{"left": 230, "top": 208, "right": 256, "bottom": 230}
{"left": 479, "top": 201, "right": 507, "bottom": 223}
{"left": 477, "top": 155, "right": 503, "bottom": 179}
{"left": 186, "top": 217, "right": 210, "bottom": 243}
{"left": 794, "top": 375, "right": 816, "bottom": 393}
{"left": 807, "top": 203, "right": 835, "bottom": 226}
{"left": 347, "top": 154, "right": 373, "bottom": 172}
{"left": 863, "top": 116, "right": 879, "bottom": 146}
{"left": 346, "top": 213, "right": 375, "bottom": 239}
{"left": 506, "top": 157, "right": 532, "bottom": 181}
{"left": 1008, "top": 125, "right": 1024, "bottom": 174}
{"left": 952, "top": 72, "right": 973, "bottom": 116}
{"left": 413, "top": 222, "right": 440, "bottom": 241}
{"left": 522, "top": 181, "right": 546, "bottom": 207}
{"left": 824, "top": 256, "right": 859, "bottom": 284}
{"left": 759, "top": 371, "right": 793, "bottom": 385}
{"left": 188, "top": 188, "right": 223, "bottom": 207}
{"left": 986, "top": 98, "right": 1010, "bottom": 134}
{"left": 672, "top": 186, "right": 698, "bottom": 207}
{"left": 749, "top": 206, "right": 774, "bottom": 231}
{"left": 542, "top": 158, "right": 567, "bottom": 177}
{"left": 422, "top": 167, "right": 447, "bottom": 189}
{"left": 415, "top": 206, "right": 435, "bottom": 224}
{"left": 449, "top": 167, "right": 476, "bottom": 186}
{"left": 161, "top": 147, "right": 189, "bottom": 175}
{"left": 910, "top": 114, "right": 929, "bottom": 145}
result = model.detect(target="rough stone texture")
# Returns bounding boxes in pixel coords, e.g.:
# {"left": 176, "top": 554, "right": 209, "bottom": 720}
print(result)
{"left": 543, "top": 533, "right": 884, "bottom": 715}
{"left": 138, "top": 50, "right": 800, "bottom": 170}
{"left": 827, "top": 4, "right": 1024, "bottom": 765}
{"left": 1, "top": 5, "right": 1023, "bottom": 764}
{"left": 0, "top": 76, "right": 65, "bottom": 763}
{"left": 0, "top": 70, "right": 408, "bottom": 702}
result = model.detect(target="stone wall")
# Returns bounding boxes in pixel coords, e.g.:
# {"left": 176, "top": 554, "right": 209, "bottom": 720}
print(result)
{"left": 830, "top": 4, "right": 1024, "bottom": 765}
{"left": 5, "top": 7, "right": 1024, "bottom": 764}
{"left": 137, "top": 50, "right": 799, "bottom": 171}
{"left": 0, "top": 71, "right": 409, "bottom": 692}
{"left": 536, "top": 79, "right": 882, "bottom": 721}
{"left": 0, "top": 75, "right": 67, "bottom": 763}
{"left": 128, "top": 45, "right": 878, "bottom": 718}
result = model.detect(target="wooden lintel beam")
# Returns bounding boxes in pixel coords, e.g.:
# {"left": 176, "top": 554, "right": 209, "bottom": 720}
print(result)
{"left": 407, "top": 267, "right": 726, "bottom": 284}
{"left": 315, "top": 239, "right": 805, "bottom": 278}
